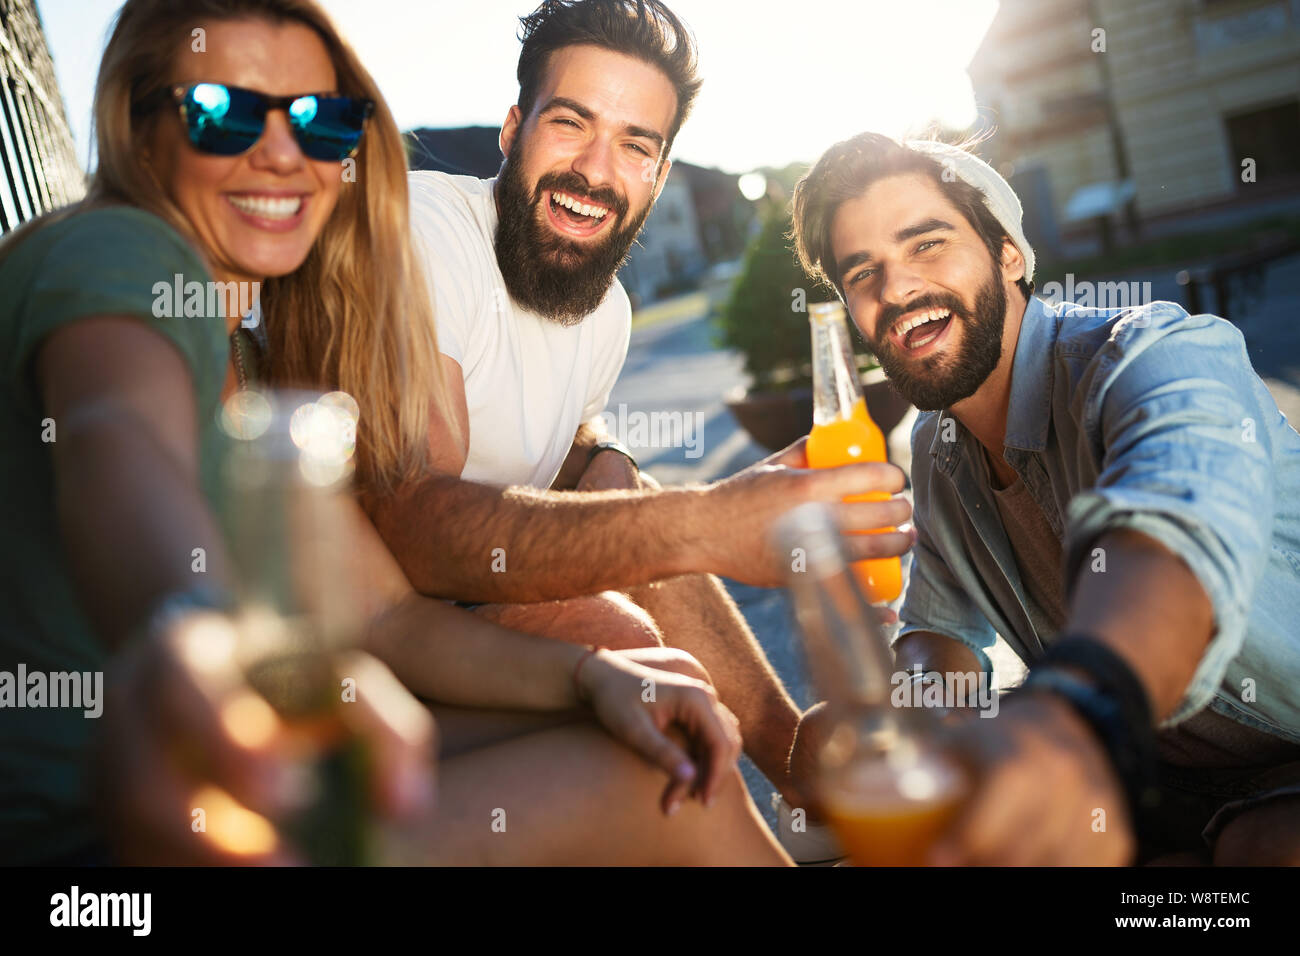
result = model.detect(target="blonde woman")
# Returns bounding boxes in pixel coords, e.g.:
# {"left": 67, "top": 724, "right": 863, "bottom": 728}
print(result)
{"left": 0, "top": 0, "right": 441, "bottom": 866}
{"left": 0, "top": 0, "right": 788, "bottom": 865}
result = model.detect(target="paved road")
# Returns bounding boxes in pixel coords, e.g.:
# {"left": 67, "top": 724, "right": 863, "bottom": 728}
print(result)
{"left": 608, "top": 252, "right": 1300, "bottom": 828}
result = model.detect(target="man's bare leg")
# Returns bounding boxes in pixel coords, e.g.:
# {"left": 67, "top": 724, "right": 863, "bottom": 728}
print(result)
{"left": 467, "top": 461, "right": 809, "bottom": 807}
{"left": 472, "top": 585, "right": 806, "bottom": 805}
{"left": 625, "top": 573, "right": 804, "bottom": 806}
{"left": 471, "top": 590, "right": 665, "bottom": 649}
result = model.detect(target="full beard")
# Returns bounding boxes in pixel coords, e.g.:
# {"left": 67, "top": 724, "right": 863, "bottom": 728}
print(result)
{"left": 871, "top": 265, "right": 1007, "bottom": 411}
{"left": 493, "top": 148, "right": 652, "bottom": 326}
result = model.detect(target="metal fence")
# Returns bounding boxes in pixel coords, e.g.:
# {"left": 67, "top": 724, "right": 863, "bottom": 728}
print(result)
{"left": 0, "top": 0, "right": 84, "bottom": 234}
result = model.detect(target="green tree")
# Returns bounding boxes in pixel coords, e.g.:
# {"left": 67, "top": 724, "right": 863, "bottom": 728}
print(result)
{"left": 716, "top": 207, "right": 875, "bottom": 392}
{"left": 715, "top": 209, "right": 821, "bottom": 392}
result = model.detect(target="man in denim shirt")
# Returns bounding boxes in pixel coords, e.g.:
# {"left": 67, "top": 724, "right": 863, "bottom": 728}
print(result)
{"left": 791, "top": 132, "right": 1300, "bottom": 865}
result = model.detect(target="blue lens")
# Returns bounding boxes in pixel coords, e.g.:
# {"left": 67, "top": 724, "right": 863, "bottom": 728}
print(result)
{"left": 192, "top": 83, "right": 231, "bottom": 118}
{"left": 184, "top": 84, "right": 263, "bottom": 156}
{"left": 292, "top": 96, "right": 369, "bottom": 161}
{"left": 288, "top": 96, "right": 319, "bottom": 126}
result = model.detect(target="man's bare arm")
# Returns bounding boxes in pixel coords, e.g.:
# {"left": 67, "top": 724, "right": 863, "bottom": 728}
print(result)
{"left": 364, "top": 442, "right": 914, "bottom": 603}
{"left": 924, "top": 531, "right": 1214, "bottom": 865}
{"left": 898, "top": 528, "right": 1213, "bottom": 716}
{"left": 366, "top": 475, "right": 701, "bottom": 601}
{"left": 893, "top": 630, "right": 982, "bottom": 678}
{"left": 1063, "top": 527, "right": 1213, "bottom": 719}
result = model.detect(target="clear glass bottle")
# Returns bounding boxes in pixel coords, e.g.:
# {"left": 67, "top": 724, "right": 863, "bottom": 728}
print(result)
{"left": 775, "top": 502, "right": 966, "bottom": 866}
{"left": 218, "top": 388, "right": 370, "bottom": 865}
{"left": 804, "top": 301, "right": 901, "bottom": 603}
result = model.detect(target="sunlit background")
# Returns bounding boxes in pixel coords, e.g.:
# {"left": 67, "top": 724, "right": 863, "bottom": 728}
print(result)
{"left": 3, "top": 0, "right": 1299, "bottom": 852}
{"left": 37, "top": 0, "right": 998, "bottom": 174}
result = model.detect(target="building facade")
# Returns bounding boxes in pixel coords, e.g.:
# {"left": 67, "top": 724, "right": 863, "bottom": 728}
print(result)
{"left": 0, "top": 0, "right": 84, "bottom": 234}
{"left": 615, "top": 171, "right": 706, "bottom": 306}
{"left": 970, "top": 0, "right": 1300, "bottom": 255}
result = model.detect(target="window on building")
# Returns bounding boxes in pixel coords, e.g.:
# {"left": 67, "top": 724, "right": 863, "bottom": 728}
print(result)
{"left": 1225, "top": 100, "right": 1300, "bottom": 189}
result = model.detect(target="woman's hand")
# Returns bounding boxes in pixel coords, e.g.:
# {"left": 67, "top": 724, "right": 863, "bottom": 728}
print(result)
{"left": 96, "top": 609, "right": 437, "bottom": 864}
{"left": 575, "top": 647, "right": 742, "bottom": 816}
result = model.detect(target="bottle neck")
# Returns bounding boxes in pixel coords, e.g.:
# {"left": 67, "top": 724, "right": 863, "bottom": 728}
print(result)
{"left": 785, "top": 551, "right": 897, "bottom": 713}
{"left": 810, "top": 307, "right": 862, "bottom": 425}
{"left": 220, "top": 391, "right": 361, "bottom": 659}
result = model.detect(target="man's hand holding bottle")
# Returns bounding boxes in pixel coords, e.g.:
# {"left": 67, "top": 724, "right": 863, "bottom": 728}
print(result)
{"left": 700, "top": 436, "right": 915, "bottom": 588}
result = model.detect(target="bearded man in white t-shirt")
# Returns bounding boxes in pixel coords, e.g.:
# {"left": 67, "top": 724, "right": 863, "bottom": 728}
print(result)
{"left": 369, "top": 0, "right": 914, "bottom": 827}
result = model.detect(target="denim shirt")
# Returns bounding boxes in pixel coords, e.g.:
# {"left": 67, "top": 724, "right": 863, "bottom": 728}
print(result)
{"left": 899, "top": 296, "right": 1300, "bottom": 742}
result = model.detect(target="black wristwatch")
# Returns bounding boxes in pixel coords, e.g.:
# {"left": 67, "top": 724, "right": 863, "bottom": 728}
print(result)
{"left": 585, "top": 439, "right": 639, "bottom": 472}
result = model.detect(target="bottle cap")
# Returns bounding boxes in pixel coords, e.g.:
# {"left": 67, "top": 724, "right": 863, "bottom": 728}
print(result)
{"left": 808, "top": 301, "right": 846, "bottom": 323}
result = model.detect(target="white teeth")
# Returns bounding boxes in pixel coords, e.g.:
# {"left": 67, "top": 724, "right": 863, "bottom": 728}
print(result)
{"left": 897, "top": 309, "right": 950, "bottom": 337}
{"left": 551, "top": 191, "right": 608, "bottom": 220}
{"left": 908, "top": 326, "right": 944, "bottom": 349}
{"left": 228, "top": 195, "right": 302, "bottom": 220}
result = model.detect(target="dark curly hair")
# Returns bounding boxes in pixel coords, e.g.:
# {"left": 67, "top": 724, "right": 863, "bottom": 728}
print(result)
{"left": 792, "top": 132, "right": 1033, "bottom": 301}
{"left": 515, "top": 0, "right": 701, "bottom": 154}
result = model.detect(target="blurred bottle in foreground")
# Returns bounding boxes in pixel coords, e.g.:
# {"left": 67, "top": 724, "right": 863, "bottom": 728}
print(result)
{"left": 776, "top": 503, "right": 965, "bottom": 866}
{"left": 219, "top": 388, "right": 371, "bottom": 865}
{"left": 804, "top": 301, "right": 901, "bottom": 604}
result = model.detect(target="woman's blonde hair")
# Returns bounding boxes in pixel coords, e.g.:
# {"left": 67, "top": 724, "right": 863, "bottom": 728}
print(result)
{"left": 11, "top": 0, "right": 449, "bottom": 493}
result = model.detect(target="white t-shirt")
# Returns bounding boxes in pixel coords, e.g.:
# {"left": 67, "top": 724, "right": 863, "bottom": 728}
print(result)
{"left": 408, "top": 170, "right": 631, "bottom": 488}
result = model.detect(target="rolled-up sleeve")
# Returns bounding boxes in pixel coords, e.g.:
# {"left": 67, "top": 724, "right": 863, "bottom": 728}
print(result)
{"left": 1063, "top": 304, "right": 1276, "bottom": 722}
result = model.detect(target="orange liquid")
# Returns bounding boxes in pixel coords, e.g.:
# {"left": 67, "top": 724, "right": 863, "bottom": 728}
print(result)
{"left": 805, "top": 397, "right": 902, "bottom": 603}
{"left": 821, "top": 757, "right": 965, "bottom": 866}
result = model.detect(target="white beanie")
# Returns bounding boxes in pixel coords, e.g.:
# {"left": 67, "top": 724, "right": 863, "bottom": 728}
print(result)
{"left": 904, "top": 139, "right": 1035, "bottom": 283}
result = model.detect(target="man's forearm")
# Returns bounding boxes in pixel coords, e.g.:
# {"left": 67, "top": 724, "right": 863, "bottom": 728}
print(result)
{"left": 892, "top": 629, "right": 984, "bottom": 707}
{"left": 1064, "top": 528, "right": 1214, "bottom": 720}
{"left": 893, "top": 629, "right": 982, "bottom": 677}
{"left": 366, "top": 475, "right": 711, "bottom": 602}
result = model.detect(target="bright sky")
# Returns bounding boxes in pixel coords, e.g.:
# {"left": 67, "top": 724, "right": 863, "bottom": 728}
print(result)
{"left": 37, "top": 0, "right": 998, "bottom": 174}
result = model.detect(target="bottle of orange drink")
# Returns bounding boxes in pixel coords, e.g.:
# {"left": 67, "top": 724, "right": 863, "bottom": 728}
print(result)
{"left": 774, "top": 503, "right": 967, "bottom": 866}
{"left": 804, "top": 301, "right": 901, "bottom": 603}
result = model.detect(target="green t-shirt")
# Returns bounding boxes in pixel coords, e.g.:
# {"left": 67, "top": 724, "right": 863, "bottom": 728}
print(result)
{"left": 0, "top": 206, "right": 229, "bottom": 863}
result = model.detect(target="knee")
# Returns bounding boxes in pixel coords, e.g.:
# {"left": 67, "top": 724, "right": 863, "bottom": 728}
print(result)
{"left": 641, "top": 647, "right": 715, "bottom": 687}
{"left": 1212, "top": 798, "right": 1300, "bottom": 866}
{"left": 514, "top": 591, "right": 663, "bottom": 650}
{"left": 473, "top": 593, "right": 663, "bottom": 649}
{"left": 578, "top": 591, "right": 664, "bottom": 650}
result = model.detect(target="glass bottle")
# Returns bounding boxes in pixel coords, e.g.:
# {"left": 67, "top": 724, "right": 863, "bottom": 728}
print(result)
{"left": 776, "top": 502, "right": 966, "bottom": 866}
{"left": 218, "top": 388, "right": 371, "bottom": 865}
{"left": 804, "top": 301, "right": 901, "bottom": 603}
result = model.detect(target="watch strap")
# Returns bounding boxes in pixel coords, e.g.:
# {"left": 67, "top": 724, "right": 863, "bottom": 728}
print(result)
{"left": 585, "top": 439, "right": 639, "bottom": 472}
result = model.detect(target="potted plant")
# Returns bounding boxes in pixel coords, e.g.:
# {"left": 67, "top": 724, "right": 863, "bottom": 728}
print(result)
{"left": 715, "top": 207, "right": 911, "bottom": 453}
